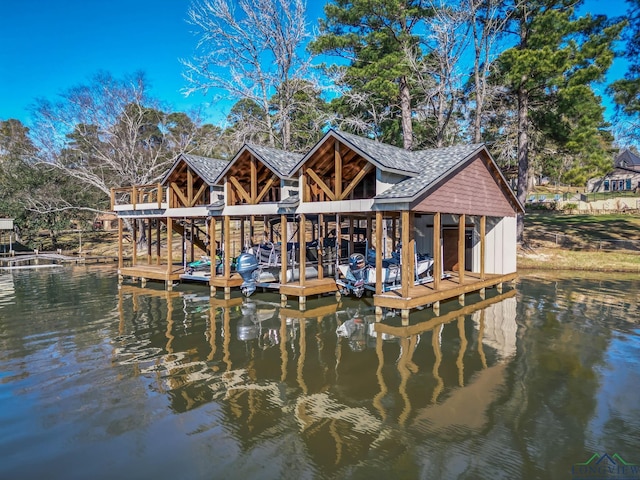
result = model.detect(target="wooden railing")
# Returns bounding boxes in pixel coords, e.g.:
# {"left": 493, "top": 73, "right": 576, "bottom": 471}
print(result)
{"left": 111, "top": 184, "right": 165, "bottom": 210}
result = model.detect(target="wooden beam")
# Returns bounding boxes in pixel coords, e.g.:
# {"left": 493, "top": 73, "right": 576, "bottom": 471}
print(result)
{"left": 334, "top": 139, "right": 342, "bottom": 199}
{"left": 209, "top": 216, "right": 216, "bottom": 284}
{"left": 167, "top": 217, "right": 173, "bottom": 274}
{"left": 132, "top": 218, "right": 137, "bottom": 266}
{"left": 306, "top": 168, "right": 336, "bottom": 201}
{"left": 191, "top": 183, "right": 207, "bottom": 207}
{"left": 250, "top": 156, "right": 258, "bottom": 203}
{"left": 170, "top": 182, "right": 189, "bottom": 207}
{"left": 157, "top": 183, "right": 162, "bottom": 209}
{"left": 187, "top": 168, "right": 194, "bottom": 205}
{"left": 229, "top": 176, "right": 252, "bottom": 204}
{"left": 401, "top": 211, "right": 411, "bottom": 298}
{"left": 299, "top": 214, "right": 306, "bottom": 287}
{"left": 118, "top": 218, "right": 123, "bottom": 269}
{"left": 375, "top": 211, "right": 383, "bottom": 295}
{"left": 281, "top": 214, "right": 288, "bottom": 285}
{"left": 300, "top": 165, "right": 308, "bottom": 202}
{"left": 318, "top": 213, "right": 324, "bottom": 280}
{"left": 224, "top": 215, "right": 231, "bottom": 279}
{"left": 156, "top": 218, "right": 161, "bottom": 265}
{"left": 340, "top": 163, "right": 373, "bottom": 200}
{"left": 480, "top": 215, "right": 486, "bottom": 280}
{"left": 256, "top": 176, "right": 277, "bottom": 203}
{"left": 433, "top": 212, "right": 441, "bottom": 291}
{"left": 240, "top": 218, "right": 245, "bottom": 251}
{"left": 348, "top": 216, "right": 354, "bottom": 257}
{"left": 391, "top": 216, "right": 397, "bottom": 251}
{"left": 147, "top": 219, "right": 152, "bottom": 265}
{"left": 458, "top": 214, "right": 465, "bottom": 285}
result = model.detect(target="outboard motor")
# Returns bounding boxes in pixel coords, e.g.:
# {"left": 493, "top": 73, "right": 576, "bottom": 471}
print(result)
{"left": 235, "top": 252, "right": 260, "bottom": 296}
{"left": 348, "top": 253, "right": 367, "bottom": 298}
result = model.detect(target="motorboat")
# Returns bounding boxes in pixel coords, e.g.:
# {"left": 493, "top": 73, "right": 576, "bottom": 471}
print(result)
{"left": 336, "top": 246, "right": 435, "bottom": 298}
{"left": 235, "top": 241, "right": 320, "bottom": 296}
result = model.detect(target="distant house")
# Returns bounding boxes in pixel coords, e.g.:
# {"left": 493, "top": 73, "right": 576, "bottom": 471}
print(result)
{"left": 587, "top": 149, "right": 640, "bottom": 193}
{"left": 615, "top": 149, "right": 640, "bottom": 172}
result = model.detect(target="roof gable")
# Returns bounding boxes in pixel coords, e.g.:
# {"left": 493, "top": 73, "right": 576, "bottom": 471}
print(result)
{"left": 220, "top": 144, "right": 302, "bottom": 180}
{"left": 615, "top": 149, "right": 640, "bottom": 169}
{"left": 161, "top": 153, "right": 229, "bottom": 186}
{"left": 331, "top": 130, "right": 421, "bottom": 174}
{"left": 411, "top": 152, "right": 522, "bottom": 216}
{"left": 374, "top": 144, "right": 485, "bottom": 200}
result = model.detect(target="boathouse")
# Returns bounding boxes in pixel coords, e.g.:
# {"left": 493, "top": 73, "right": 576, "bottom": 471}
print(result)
{"left": 112, "top": 130, "right": 523, "bottom": 320}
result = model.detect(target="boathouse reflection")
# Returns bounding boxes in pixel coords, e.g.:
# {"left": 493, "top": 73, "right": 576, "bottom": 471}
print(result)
{"left": 114, "top": 287, "right": 517, "bottom": 467}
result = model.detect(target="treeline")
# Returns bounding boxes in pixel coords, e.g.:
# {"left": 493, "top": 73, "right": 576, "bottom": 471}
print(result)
{"left": 2, "top": 0, "right": 640, "bottom": 247}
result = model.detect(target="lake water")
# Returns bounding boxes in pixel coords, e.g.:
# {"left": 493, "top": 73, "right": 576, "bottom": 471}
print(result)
{"left": 0, "top": 266, "right": 638, "bottom": 480}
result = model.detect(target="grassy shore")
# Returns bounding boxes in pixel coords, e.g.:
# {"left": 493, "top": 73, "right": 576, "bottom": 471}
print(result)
{"left": 518, "top": 213, "right": 640, "bottom": 272}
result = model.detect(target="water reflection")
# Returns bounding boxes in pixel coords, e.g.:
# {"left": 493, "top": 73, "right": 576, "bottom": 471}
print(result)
{"left": 112, "top": 284, "right": 519, "bottom": 471}
{"left": 1, "top": 268, "right": 638, "bottom": 479}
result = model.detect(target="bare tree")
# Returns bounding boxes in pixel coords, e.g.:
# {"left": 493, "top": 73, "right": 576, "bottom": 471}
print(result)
{"left": 407, "top": 1, "right": 470, "bottom": 148}
{"left": 466, "top": 0, "right": 518, "bottom": 143}
{"left": 182, "top": 0, "right": 314, "bottom": 150}
{"left": 31, "top": 72, "right": 198, "bottom": 197}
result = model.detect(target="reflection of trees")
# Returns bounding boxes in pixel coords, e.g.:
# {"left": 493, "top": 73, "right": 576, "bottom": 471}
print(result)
{"left": 112, "top": 286, "right": 521, "bottom": 472}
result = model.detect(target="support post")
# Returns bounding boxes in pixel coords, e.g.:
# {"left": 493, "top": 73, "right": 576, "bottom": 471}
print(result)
{"left": 132, "top": 218, "right": 137, "bottom": 266}
{"left": 433, "top": 212, "right": 441, "bottom": 291}
{"left": 401, "top": 309, "right": 410, "bottom": 326}
{"left": 458, "top": 213, "right": 465, "bottom": 285}
{"left": 480, "top": 215, "right": 486, "bottom": 280}
{"left": 166, "top": 217, "right": 173, "bottom": 275}
{"left": 210, "top": 216, "right": 216, "bottom": 296}
{"left": 156, "top": 219, "right": 161, "bottom": 265}
{"left": 375, "top": 211, "right": 383, "bottom": 295}
{"left": 318, "top": 213, "right": 324, "bottom": 280}
{"left": 401, "top": 210, "right": 412, "bottom": 298}
{"left": 224, "top": 216, "right": 231, "bottom": 280}
{"left": 147, "top": 219, "right": 152, "bottom": 265}
{"left": 117, "top": 218, "right": 124, "bottom": 271}
{"left": 299, "top": 214, "right": 306, "bottom": 287}
{"left": 281, "top": 214, "right": 288, "bottom": 285}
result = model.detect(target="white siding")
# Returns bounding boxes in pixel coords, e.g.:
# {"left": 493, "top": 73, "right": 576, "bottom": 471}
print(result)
{"left": 480, "top": 216, "right": 517, "bottom": 274}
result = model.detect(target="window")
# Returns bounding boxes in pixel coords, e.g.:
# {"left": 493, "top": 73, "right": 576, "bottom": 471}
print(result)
{"left": 604, "top": 180, "right": 609, "bottom": 191}
{"left": 625, "top": 178, "right": 632, "bottom": 190}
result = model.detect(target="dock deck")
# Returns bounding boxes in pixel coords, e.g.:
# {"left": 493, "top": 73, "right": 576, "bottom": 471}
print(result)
{"left": 118, "top": 264, "right": 184, "bottom": 288}
{"left": 373, "top": 271, "right": 517, "bottom": 321}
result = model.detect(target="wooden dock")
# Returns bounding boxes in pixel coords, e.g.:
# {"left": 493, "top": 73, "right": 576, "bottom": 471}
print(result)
{"left": 0, "top": 252, "right": 86, "bottom": 270}
{"left": 373, "top": 271, "right": 517, "bottom": 323}
{"left": 118, "top": 264, "right": 184, "bottom": 289}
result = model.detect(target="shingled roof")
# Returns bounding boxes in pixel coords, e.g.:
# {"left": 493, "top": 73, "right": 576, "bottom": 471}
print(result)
{"left": 375, "top": 144, "right": 485, "bottom": 201}
{"left": 162, "top": 153, "right": 229, "bottom": 185}
{"left": 332, "top": 130, "right": 421, "bottom": 174}
{"left": 615, "top": 149, "right": 640, "bottom": 170}
{"left": 243, "top": 144, "right": 304, "bottom": 178}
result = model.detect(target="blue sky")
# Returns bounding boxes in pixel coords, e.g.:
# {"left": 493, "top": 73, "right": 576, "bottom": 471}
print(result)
{"left": 0, "top": 0, "right": 630, "bottom": 127}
